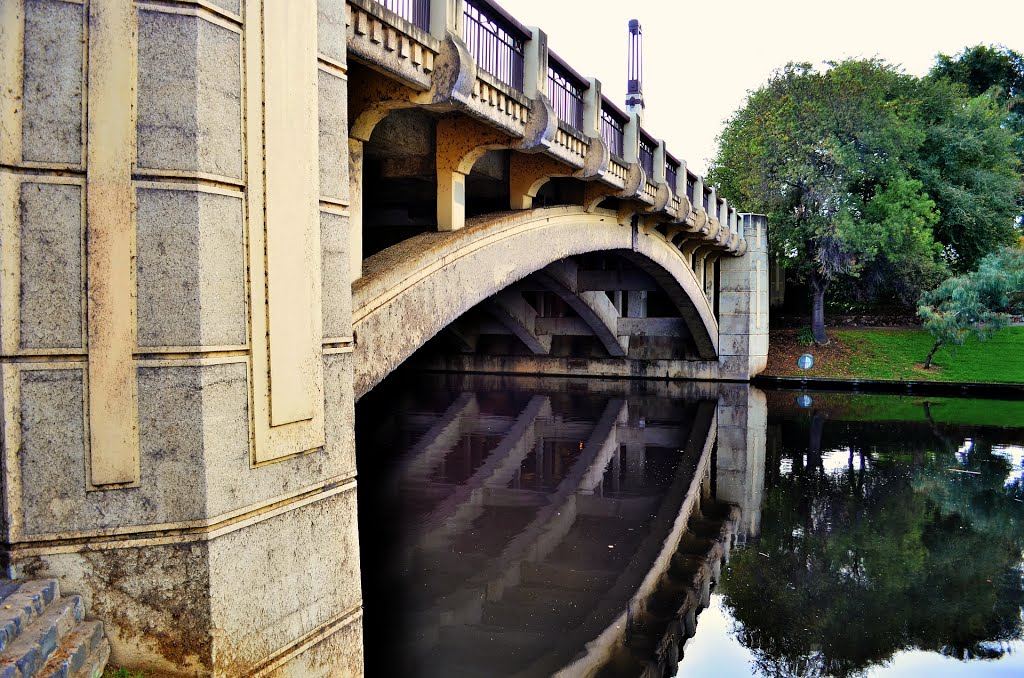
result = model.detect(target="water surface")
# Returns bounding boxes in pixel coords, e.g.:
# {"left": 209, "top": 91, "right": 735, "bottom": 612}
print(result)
{"left": 356, "top": 375, "right": 1024, "bottom": 678}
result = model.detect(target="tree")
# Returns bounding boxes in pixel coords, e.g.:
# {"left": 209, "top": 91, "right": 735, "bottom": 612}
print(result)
{"left": 712, "top": 58, "right": 1021, "bottom": 343}
{"left": 924, "top": 50, "right": 1024, "bottom": 270}
{"left": 917, "top": 246, "right": 1024, "bottom": 368}
{"left": 710, "top": 60, "right": 947, "bottom": 344}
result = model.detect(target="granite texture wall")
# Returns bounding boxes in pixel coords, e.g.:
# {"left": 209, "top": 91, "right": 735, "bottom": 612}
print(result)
{"left": 0, "top": 0, "right": 361, "bottom": 674}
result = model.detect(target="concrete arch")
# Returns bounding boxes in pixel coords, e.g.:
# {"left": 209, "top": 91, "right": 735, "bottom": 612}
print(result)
{"left": 352, "top": 206, "right": 720, "bottom": 399}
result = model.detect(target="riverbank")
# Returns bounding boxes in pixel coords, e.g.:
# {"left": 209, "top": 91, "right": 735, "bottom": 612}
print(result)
{"left": 764, "top": 326, "right": 1024, "bottom": 385}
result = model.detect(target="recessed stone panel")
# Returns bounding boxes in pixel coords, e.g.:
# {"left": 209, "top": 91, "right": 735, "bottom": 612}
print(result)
{"left": 136, "top": 10, "right": 242, "bottom": 179}
{"left": 21, "top": 0, "right": 84, "bottom": 165}
{"left": 136, "top": 188, "right": 246, "bottom": 348}
{"left": 319, "top": 70, "right": 349, "bottom": 203}
{"left": 19, "top": 182, "right": 82, "bottom": 349}
{"left": 321, "top": 211, "right": 352, "bottom": 339}
{"left": 19, "top": 368, "right": 87, "bottom": 536}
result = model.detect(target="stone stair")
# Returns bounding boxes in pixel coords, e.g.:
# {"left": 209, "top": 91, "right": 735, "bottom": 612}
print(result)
{"left": 0, "top": 578, "right": 109, "bottom": 678}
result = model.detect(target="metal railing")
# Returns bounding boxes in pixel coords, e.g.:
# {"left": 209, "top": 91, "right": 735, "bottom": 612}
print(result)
{"left": 665, "top": 156, "right": 679, "bottom": 191}
{"left": 600, "top": 99, "right": 627, "bottom": 159}
{"left": 638, "top": 131, "right": 655, "bottom": 177}
{"left": 375, "top": 0, "right": 430, "bottom": 31}
{"left": 702, "top": 190, "right": 710, "bottom": 212}
{"left": 686, "top": 174, "right": 695, "bottom": 202}
{"left": 547, "top": 53, "right": 586, "bottom": 133}
{"left": 462, "top": 0, "right": 527, "bottom": 92}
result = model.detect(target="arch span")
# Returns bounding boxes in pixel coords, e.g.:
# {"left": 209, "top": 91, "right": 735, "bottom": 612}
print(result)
{"left": 352, "top": 206, "right": 720, "bottom": 399}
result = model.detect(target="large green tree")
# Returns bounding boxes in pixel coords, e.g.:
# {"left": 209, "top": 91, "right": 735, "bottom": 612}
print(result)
{"left": 711, "top": 59, "right": 1020, "bottom": 343}
{"left": 925, "top": 49, "right": 1019, "bottom": 270}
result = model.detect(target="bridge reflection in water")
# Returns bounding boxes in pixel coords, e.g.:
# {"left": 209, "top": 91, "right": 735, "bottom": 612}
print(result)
{"left": 356, "top": 373, "right": 763, "bottom": 677}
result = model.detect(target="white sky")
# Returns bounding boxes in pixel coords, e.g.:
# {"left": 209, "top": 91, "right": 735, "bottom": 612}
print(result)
{"left": 497, "top": 0, "right": 1024, "bottom": 175}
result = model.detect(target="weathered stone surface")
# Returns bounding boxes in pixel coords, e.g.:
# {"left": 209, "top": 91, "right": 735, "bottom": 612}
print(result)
{"left": 322, "top": 212, "right": 353, "bottom": 339}
{"left": 21, "top": 0, "right": 83, "bottom": 165}
{"left": 317, "top": 0, "right": 348, "bottom": 66}
{"left": 264, "top": 614, "right": 364, "bottom": 678}
{"left": 136, "top": 9, "right": 242, "bottom": 178}
{"left": 19, "top": 181, "right": 82, "bottom": 349}
{"left": 135, "top": 188, "right": 246, "bottom": 348}
{"left": 319, "top": 69, "right": 349, "bottom": 203}
{"left": 208, "top": 487, "right": 362, "bottom": 670}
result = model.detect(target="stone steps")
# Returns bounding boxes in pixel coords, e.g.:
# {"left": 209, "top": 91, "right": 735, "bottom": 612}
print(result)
{"left": 0, "top": 579, "right": 109, "bottom": 678}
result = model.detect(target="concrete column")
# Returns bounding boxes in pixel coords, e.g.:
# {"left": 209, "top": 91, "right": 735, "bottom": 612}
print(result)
{"left": 675, "top": 157, "right": 688, "bottom": 201}
{"left": 719, "top": 197, "right": 729, "bottom": 229}
{"left": 627, "top": 291, "right": 648, "bottom": 318}
{"left": 582, "top": 77, "right": 603, "bottom": 138}
{"left": 652, "top": 140, "right": 667, "bottom": 184}
{"left": 718, "top": 214, "right": 770, "bottom": 380}
{"left": 693, "top": 175, "right": 704, "bottom": 211}
{"left": 709, "top": 186, "right": 718, "bottom": 223}
{"left": 3, "top": 1, "right": 363, "bottom": 674}
{"left": 523, "top": 28, "right": 549, "bottom": 99}
{"left": 624, "top": 112, "right": 640, "bottom": 165}
{"left": 716, "top": 385, "right": 767, "bottom": 542}
{"left": 430, "top": 0, "right": 464, "bottom": 40}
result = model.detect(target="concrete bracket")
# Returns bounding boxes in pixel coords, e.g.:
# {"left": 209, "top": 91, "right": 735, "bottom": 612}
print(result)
{"left": 430, "top": 31, "right": 477, "bottom": 107}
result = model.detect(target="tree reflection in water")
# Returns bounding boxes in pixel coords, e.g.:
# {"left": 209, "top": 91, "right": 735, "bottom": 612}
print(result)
{"left": 718, "top": 408, "right": 1024, "bottom": 678}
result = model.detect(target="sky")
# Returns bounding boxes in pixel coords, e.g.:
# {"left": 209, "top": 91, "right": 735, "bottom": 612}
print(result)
{"left": 496, "top": 0, "right": 1024, "bottom": 175}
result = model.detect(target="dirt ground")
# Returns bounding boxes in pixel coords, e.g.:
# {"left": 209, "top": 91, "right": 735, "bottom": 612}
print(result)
{"left": 763, "top": 328, "right": 856, "bottom": 377}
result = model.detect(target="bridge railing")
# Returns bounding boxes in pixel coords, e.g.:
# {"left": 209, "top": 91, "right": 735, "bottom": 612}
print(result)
{"left": 462, "top": 0, "right": 529, "bottom": 92}
{"left": 548, "top": 51, "right": 586, "bottom": 134}
{"left": 600, "top": 98, "right": 628, "bottom": 160}
{"left": 354, "top": 0, "right": 747, "bottom": 247}
{"left": 638, "top": 129, "right": 656, "bottom": 178}
{"left": 375, "top": 0, "right": 431, "bottom": 31}
{"left": 665, "top": 153, "right": 680, "bottom": 194}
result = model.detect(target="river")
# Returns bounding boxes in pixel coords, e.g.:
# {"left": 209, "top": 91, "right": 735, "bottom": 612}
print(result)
{"left": 355, "top": 371, "right": 1024, "bottom": 677}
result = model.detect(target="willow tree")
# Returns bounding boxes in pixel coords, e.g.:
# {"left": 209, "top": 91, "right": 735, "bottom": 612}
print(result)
{"left": 710, "top": 60, "right": 962, "bottom": 344}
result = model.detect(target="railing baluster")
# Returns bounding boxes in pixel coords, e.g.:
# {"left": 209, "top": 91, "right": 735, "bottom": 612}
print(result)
{"left": 461, "top": 0, "right": 527, "bottom": 93}
{"left": 375, "top": 0, "right": 430, "bottom": 32}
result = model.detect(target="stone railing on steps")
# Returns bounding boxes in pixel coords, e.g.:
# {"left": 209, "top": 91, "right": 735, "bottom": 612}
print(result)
{"left": 0, "top": 579, "right": 109, "bottom": 678}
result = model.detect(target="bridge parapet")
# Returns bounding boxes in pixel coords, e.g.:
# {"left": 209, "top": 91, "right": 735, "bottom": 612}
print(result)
{"left": 348, "top": 0, "right": 749, "bottom": 256}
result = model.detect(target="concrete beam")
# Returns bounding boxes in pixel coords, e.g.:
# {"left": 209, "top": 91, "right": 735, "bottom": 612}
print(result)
{"left": 578, "top": 269, "right": 659, "bottom": 292}
{"left": 485, "top": 290, "right": 552, "bottom": 354}
{"left": 616, "top": 317, "right": 688, "bottom": 337}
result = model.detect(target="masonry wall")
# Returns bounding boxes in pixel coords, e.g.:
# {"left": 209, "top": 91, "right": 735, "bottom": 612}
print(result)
{"left": 0, "top": 0, "right": 361, "bottom": 674}
{"left": 718, "top": 214, "right": 770, "bottom": 380}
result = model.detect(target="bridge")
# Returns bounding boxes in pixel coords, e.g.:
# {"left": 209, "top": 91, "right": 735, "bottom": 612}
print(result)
{"left": 0, "top": 0, "right": 767, "bottom": 675}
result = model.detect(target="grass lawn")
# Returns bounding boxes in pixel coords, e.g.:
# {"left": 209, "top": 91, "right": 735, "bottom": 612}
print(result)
{"left": 765, "top": 326, "right": 1024, "bottom": 384}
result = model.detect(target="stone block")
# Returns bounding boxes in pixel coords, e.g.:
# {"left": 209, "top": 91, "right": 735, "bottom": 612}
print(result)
{"left": 17, "top": 366, "right": 211, "bottom": 537}
{"left": 206, "top": 0, "right": 240, "bottom": 15}
{"left": 265, "top": 614, "right": 363, "bottom": 678}
{"left": 716, "top": 292, "right": 752, "bottom": 316}
{"left": 136, "top": 188, "right": 245, "bottom": 348}
{"left": 207, "top": 487, "right": 362, "bottom": 671}
{"left": 321, "top": 212, "right": 353, "bottom": 339}
{"left": 21, "top": 0, "right": 84, "bottom": 165}
{"left": 317, "top": 0, "right": 348, "bottom": 66}
{"left": 16, "top": 542, "right": 214, "bottom": 675}
{"left": 718, "top": 333, "right": 752, "bottom": 358}
{"left": 15, "top": 485, "right": 364, "bottom": 676}
{"left": 18, "top": 182, "right": 82, "bottom": 349}
{"left": 136, "top": 9, "right": 242, "bottom": 179}
{"left": 717, "top": 311, "right": 751, "bottom": 336}
{"left": 319, "top": 70, "right": 349, "bottom": 203}
{"left": 199, "top": 360, "right": 355, "bottom": 519}
{"left": 323, "top": 355, "right": 357, "bottom": 479}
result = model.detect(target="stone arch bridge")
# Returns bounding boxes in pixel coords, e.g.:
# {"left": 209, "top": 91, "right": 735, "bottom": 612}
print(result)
{"left": 0, "top": 0, "right": 766, "bottom": 675}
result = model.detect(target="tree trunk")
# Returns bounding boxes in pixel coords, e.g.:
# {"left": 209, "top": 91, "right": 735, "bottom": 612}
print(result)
{"left": 810, "top": 269, "right": 829, "bottom": 345}
{"left": 923, "top": 340, "right": 943, "bottom": 369}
